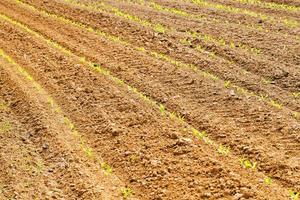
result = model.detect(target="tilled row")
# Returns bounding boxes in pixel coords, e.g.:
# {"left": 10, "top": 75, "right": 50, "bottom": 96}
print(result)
{"left": 0, "top": 58, "right": 126, "bottom": 199}
{"left": 1, "top": 0, "right": 300, "bottom": 191}
{"left": 0, "top": 9, "right": 292, "bottom": 200}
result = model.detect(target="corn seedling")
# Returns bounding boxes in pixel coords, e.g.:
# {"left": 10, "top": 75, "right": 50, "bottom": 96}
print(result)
{"left": 262, "top": 78, "right": 272, "bottom": 84}
{"left": 292, "top": 92, "right": 300, "bottom": 98}
{"left": 159, "top": 104, "right": 165, "bottom": 115}
{"left": 292, "top": 112, "right": 299, "bottom": 119}
{"left": 101, "top": 162, "right": 113, "bottom": 175}
{"left": 121, "top": 187, "right": 133, "bottom": 199}
{"left": 0, "top": 121, "right": 12, "bottom": 133}
{"left": 289, "top": 190, "right": 299, "bottom": 200}
{"left": 192, "top": 128, "right": 207, "bottom": 139}
{"left": 0, "top": 101, "right": 7, "bottom": 110}
{"left": 84, "top": 147, "right": 93, "bottom": 158}
{"left": 264, "top": 177, "right": 272, "bottom": 185}
{"left": 217, "top": 144, "right": 230, "bottom": 156}
{"left": 239, "top": 158, "right": 257, "bottom": 170}
{"left": 33, "top": 159, "right": 44, "bottom": 174}
{"left": 224, "top": 80, "right": 231, "bottom": 88}
{"left": 270, "top": 100, "right": 282, "bottom": 109}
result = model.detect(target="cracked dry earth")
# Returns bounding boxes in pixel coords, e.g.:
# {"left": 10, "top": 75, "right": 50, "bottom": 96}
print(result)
{"left": 0, "top": 0, "right": 299, "bottom": 199}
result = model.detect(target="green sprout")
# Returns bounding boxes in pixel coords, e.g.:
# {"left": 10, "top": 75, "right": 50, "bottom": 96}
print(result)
{"left": 153, "top": 24, "right": 166, "bottom": 33}
{"left": 191, "top": 128, "right": 207, "bottom": 139}
{"left": 292, "top": 92, "right": 300, "bottom": 98}
{"left": 217, "top": 144, "right": 230, "bottom": 156}
{"left": 0, "top": 121, "right": 12, "bottom": 133}
{"left": 224, "top": 80, "right": 231, "bottom": 88}
{"left": 81, "top": 145, "right": 93, "bottom": 158}
{"left": 33, "top": 159, "right": 44, "bottom": 174}
{"left": 101, "top": 162, "right": 113, "bottom": 175}
{"left": 239, "top": 158, "right": 257, "bottom": 170}
{"left": 121, "top": 187, "right": 133, "bottom": 199}
{"left": 264, "top": 177, "right": 272, "bottom": 185}
{"left": 289, "top": 190, "right": 299, "bottom": 200}
{"left": 0, "top": 101, "right": 7, "bottom": 110}
{"left": 270, "top": 100, "right": 282, "bottom": 109}
{"left": 293, "top": 112, "right": 299, "bottom": 119}
{"left": 262, "top": 78, "right": 272, "bottom": 84}
{"left": 159, "top": 104, "right": 165, "bottom": 115}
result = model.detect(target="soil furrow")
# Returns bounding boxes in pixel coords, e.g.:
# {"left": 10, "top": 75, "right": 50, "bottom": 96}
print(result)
{"left": 0, "top": 5, "right": 300, "bottom": 193}
{"left": 0, "top": 60, "right": 127, "bottom": 199}
{"left": 0, "top": 12, "right": 292, "bottom": 199}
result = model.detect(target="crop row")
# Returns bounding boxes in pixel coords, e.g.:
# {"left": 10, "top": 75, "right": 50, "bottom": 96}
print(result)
{"left": 16, "top": 0, "right": 300, "bottom": 120}
{"left": 65, "top": 0, "right": 300, "bottom": 101}
{"left": 232, "top": 0, "right": 300, "bottom": 12}
{"left": 185, "top": 0, "right": 298, "bottom": 28}
{"left": 120, "top": 0, "right": 292, "bottom": 36}
{"left": 0, "top": 47, "right": 133, "bottom": 199}
{"left": 118, "top": 0, "right": 263, "bottom": 54}
{"left": 67, "top": 0, "right": 263, "bottom": 56}
{"left": 63, "top": 0, "right": 300, "bottom": 93}
{"left": 0, "top": 7, "right": 294, "bottom": 197}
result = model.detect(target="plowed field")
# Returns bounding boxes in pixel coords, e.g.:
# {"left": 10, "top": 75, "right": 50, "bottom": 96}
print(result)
{"left": 0, "top": 0, "right": 299, "bottom": 199}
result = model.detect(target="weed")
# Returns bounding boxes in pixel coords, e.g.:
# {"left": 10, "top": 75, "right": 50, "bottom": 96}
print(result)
{"left": 121, "top": 187, "right": 133, "bottom": 199}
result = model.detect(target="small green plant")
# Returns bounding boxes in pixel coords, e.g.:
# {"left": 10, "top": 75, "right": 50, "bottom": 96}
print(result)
{"left": 153, "top": 24, "right": 166, "bottom": 33}
{"left": 289, "top": 190, "right": 299, "bottom": 200}
{"left": 217, "top": 144, "right": 230, "bottom": 156}
{"left": 159, "top": 104, "right": 165, "bottom": 115}
{"left": 121, "top": 187, "right": 133, "bottom": 199}
{"left": 81, "top": 145, "right": 93, "bottom": 158}
{"left": 224, "top": 80, "right": 231, "bottom": 88}
{"left": 101, "top": 162, "right": 113, "bottom": 175}
{"left": 33, "top": 159, "right": 44, "bottom": 174}
{"left": 0, "top": 121, "right": 12, "bottom": 133}
{"left": 264, "top": 177, "right": 272, "bottom": 185}
{"left": 270, "top": 100, "right": 282, "bottom": 109}
{"left": 292, "top": 92, "right": 300, "bottom": 98}
{"left": 293, "top": 112, "right": 299, "bottom": 119}
{"left": 191, "top": 128, "right": 207, "bottom": 139}
{"left": 0, "top": 101, "right": 7, "bottom": 110}
{"left": 239, "top": 158, "right": 257, "bottom": 170}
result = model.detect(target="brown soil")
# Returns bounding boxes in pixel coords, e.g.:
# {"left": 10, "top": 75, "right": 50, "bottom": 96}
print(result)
{"left": 0, "top": 0, "right": 299, "bottom": 199}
